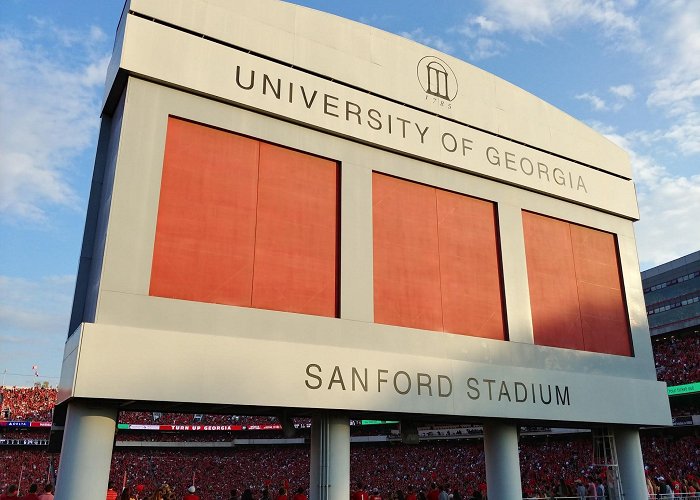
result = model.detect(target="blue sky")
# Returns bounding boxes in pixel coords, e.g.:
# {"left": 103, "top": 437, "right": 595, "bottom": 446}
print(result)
{"left": 1, "top": 0, "right": 698, "bottom": 386}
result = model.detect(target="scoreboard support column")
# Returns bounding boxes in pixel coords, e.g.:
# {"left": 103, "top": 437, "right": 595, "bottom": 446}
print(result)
{"left": 484, "top": 420, "right": 523, "bottom": 499}
{"left": 310, "top": 412, "right": 350, "bottom": 500}
{"left": 615, "top": 426, "right": 647, "bottom": 498}
{"left": 54, "top": 400, "right": 117, "bottom": 500}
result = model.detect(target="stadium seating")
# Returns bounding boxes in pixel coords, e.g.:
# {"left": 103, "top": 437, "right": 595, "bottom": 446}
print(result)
{"left": 0, "top": 386, "right": 56, "bottom": 421}
{"left": 1, "top": 437, "right": 699, "bottom": 498}
{"left": 653, "top": 334, "right": 700, "bottom": 386}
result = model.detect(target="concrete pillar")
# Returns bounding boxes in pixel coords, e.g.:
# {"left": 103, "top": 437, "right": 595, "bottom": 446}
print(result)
{"left": 310, "top": 413, "right": 350, "bottom": 500}
{"left": 614, "top": 427, "right": 647, "bottom": 499}
{"left": 310, "top": 415, "right": 322, "bottom": 500}
{"left": 54, "top": 401, "right": 117, "bottom": 500}
{"left": 483, "top": 421, "right": 522, "bottom": 500}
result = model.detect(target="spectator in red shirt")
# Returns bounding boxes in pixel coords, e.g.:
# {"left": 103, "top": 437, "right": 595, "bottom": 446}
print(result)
{"left": 352, "top": 482, "right": 368, "bottom": 500}
{"left": 426, "top": 483, "right": 439, "bottom": 500}
{"left": 275, "top": 487, "right": 287, "bottom": 500}
{"left": 291, "top": 487, "right": 306, "bottom": 500}
{"left": 0, "top": 485, "right": 19, "bottom": 499}
{"left": 36, "top": 484, "right": 53, "bottom": 500}
{"left": 21, "top": 484, "right": 40, "bottom": 500}
{"left": 106, "top": 481, "right": 119, "bottom": 500}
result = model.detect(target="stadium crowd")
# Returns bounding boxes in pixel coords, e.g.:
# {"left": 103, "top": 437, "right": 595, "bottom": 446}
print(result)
{"left": 0, "top": 387, "right": 56, "bottom": 421}
{"left": 653, "top": 334, "right": 700, "bottom": 387}
{"left": 1, "top": 436, "right": 699, "bottom": 499}
{"left": 119, "top": 412, "right": 282, "bottom": 427}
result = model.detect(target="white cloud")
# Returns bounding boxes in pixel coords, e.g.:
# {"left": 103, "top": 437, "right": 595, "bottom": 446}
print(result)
{"left": 457, "top": 36, "right": 508, "bottom": 61}
{"left": 0, "top": 21, "right": 110, "bottom": 224}
{"left": 576, "top": 84, "right": 636, "bottom": 112}
{"left": 575, "top": 3, "right": 700, "bottom": 173}
{"left": 602, "top": 131, "right": 700, "bottom": 268}
{"left": 0, "top": 271, "right": 76, "bottom": 380}
{"left": 400, "top": 27, "right": 454, "bottom": 54}
{"left": 455, "top": 17, "right": 508, "bottom": 60}
{"left": 462, "top": 0, "right": 638, "bottom": 42}
{"left": 647, "top": 77, "right": 700, "bottom": 116}
{"left": 0, "top": 274, "right": 75, "bottom": 378}
{"left": 647, "top": 0, "right": 700, "bottom": 76}
{"left": 0, "top": 275, "right": 74, "bottom": 322}
{"left": 470, "top": 37, "right": 507, "bottom": 60}
{"left": 634, "top": 169, "right": 700, "bottom": 268}
{"left": 609, "top": 84, "right": 636, "bottom": 100}
{"left": 575, "top": 92, "right": 608, "bottom": 111}
{"left": 470, "top": 15, "right": 500, "bottom": 34}
{"left": 454, "top": 0, "right": 640, "bottom": 63}
{"left": 641, "top": 1, "right": 700, "bottom": 153}
{"left": 661, "top": 113, "right": 700, "bottom": 155}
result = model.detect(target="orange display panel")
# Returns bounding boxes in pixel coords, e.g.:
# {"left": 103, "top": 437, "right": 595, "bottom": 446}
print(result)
{"left": 372, "top": 173, "right": 506, "bottom": 339}
{"left": 522, "top": 211, "right": 631, "bottom": 356}
{"left": 570, "top": 224, "right": 631, "bottom": 356}
{"left": 252, "top": 143, "right": 339, "bottom": 317}
{"left": 372, "top": 174, "right": 443, "bottom": 332}
{"left": 150, "top": 117, "right": 339, "bottom": 317}
{"left": 150, "top": 117, "right": 259, "bottom": 307}
{"left": 521, "top": 213, "right": 584, "bottom": 351}
{"left": 436, "top": 189, "right": 506, "bottom": 339}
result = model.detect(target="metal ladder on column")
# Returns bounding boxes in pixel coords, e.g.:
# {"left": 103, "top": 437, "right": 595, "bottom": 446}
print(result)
{"left": 592, "top": 427, "right": 624, "bottom": 500}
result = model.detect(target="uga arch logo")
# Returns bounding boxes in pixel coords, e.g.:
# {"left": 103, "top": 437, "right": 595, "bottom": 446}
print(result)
{"left": 417, "top": 56, "right": 459, "bottom": 103}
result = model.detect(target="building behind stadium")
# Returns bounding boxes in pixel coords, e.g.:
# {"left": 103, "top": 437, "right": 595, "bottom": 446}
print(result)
{"left": 643, "top": 251, "right": 700, "bottom": 408}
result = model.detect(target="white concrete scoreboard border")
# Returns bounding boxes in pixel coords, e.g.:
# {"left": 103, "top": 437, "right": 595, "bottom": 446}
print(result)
{"left": 59, "top": 0, "right": 670, "bottom": 427}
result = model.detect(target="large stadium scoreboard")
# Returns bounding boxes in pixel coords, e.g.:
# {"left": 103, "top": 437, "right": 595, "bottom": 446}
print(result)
{"left": 58, "top": 0, "right": 670, "bottom": 429}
